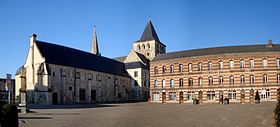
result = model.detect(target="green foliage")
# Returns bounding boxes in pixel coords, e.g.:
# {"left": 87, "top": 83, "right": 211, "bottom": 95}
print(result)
{"left": 274, "top": 90, "right": 280, "bottom": 126}
{"left": 1, "top": 104, "right": 18, "bottom": 127}
{"left": 255, "top": 90, "right": 260, "bottom": 100}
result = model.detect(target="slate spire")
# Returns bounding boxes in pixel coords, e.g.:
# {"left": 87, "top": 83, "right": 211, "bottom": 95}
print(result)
{"left": 139, "top": 20, "right": 160, "bottom": 42}
{"left": 91, "top": 26, "right": 100, "bottom": 56}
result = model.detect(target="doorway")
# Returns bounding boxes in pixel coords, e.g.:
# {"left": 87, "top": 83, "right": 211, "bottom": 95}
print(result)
{"left": 219, "top": 90, "right": 224, "bottom": 104}
{"left": 162, "top": 92, "right": 166, "bottom": 104}
{"left": 52, "top": 92, "right": 58, "bottom": 105}
{"left": 198, "top": 91, "right": 203, "bottom": 103}
{"left": 241, "top": 89, "right": 245, "bottom": 103}
{"left": 179, "top": 91, "right": 184, "bottom": 104}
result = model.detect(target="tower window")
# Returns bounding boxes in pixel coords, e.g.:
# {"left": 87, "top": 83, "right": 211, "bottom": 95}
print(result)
{"left": 138, "top": 44, "right": 141, "bottom": 50}
{"left": 147, "top": 43, "right": 150, "bottom": 49}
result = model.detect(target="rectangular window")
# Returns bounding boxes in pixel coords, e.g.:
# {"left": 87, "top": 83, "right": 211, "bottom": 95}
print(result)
{"left": 154, "top": 80, "right": 158, "bottom": 88}
{"left": 134, "top": 71, "right": 138, "bottom": 77}
{"left": 228, "top": 90, "right": 236, "bottom": 100}
{"left": 261, "top": 89, "right": 270, "bottom": 99}
{"left": 187, "top": 91, "right": 195, "bottom": 100}
{"left": 240, "top": 75, "right": 245, "bottom": 84}
{"left": 76, "top": 72, "right": 80, "bottom": 79}
{"left": 169, "top": 92, "right": 176, "bottom": 101}
{"left": 91, "top": 90, "right": 96, "bottom": 101}
{"left": 250, "top": 75, "right": 254, "bottom": 84}
{"left": 263, "top": 74, "right": 268, "bottom": 83}
{"left": 179, "top": 64, "right": 183, "bottom": 72}
{"left": 198, "top": 77, "right": 203, "bottom": 87}
{"left": 207, "top": 91, "right": 215, "bottom": 100}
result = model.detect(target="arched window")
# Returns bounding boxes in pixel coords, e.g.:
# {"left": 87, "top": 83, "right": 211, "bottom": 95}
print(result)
{"left": 188, "top": 78, "right": 193, "bottom": 86}
{"left": 198, "top": 77, "right": 203, "bottom": 87}
{"left": 170, "top": 79, "right": 174, "bottom": 88}
{"left": 154, "top": 66, "right": 158, "bottom": 75}
{"left": 230, "top": 75, "right": 234, "bottom": 85}
{"left": 147, "top": 43, "right": 150, "bottom": 49}
{"left": 218, "top": 61, "right": 223, "bottom": 70}
{"left": 240, "top": 59, "right": 245, "bottom": 69}
{"left": 198, "top": 62, "right": 203, "bottom": 71}
{"left": 240, "top": 75, "right": 245, "bottom": 84}
{"left": 277, "top": 58, "right": 280, "bottom": 68}
{"left": 170, "top": 65, "right": 174, "bottom": 73}
{"left": 219, "top": 76, "right": 223, "bottom": 85}
{"left": 142, "top": 44, "right": 145, "bottom": 49}
{"left": 154, "top": 80, "right": 158, "bottom": 88}
{"left": 263, "top": 58, "right": 268, "bottom": 68}
{"left": 162, "top": 66, "right": 166, "bottom": 74}
{"left": 208, "top": 61, "right": 212, "bottom": 70}
{"left": 137, "top": 44, "right": 141, "bottom": 50}
{"left": 188, "top": 63, "right": 192, "bottom": 72}
{"left": 162, "top": 79, "right": 166, "bottom": 88}
{"left": 249, "top": 59, "right": 254, "bottom": 69}
{"left": 263, "top": 74, "right": 268, "bottom": 83}
{"left": 179, "top": 78, "right": 184, "bottom": 87}
{"left": 179, "top": 64, "right": 183, "bottom": 72}
{"left": 250, "top": 75, "right": 254, "bottom": 84}
{"left": 277, "top": 74, "right": 280, "bottom": 83}
{"left": 229, "top": 60, "right": 234, "bottom": 70}
{"left": 208, "top": 76, "right": 213, "bottom": 86}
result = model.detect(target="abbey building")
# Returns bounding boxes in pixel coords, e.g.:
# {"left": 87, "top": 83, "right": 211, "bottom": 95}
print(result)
{"left": 16, "top": 20, "right": 280, "bottom": 104}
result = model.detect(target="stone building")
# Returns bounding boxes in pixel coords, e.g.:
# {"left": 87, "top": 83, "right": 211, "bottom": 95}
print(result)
{"left": 150, "top": 40, "right": 280, "bottom": 103}
{"left": 15, "top": 28, "right": 131, "bottom": 104}
{"left": 114, "top": 20, "right": 165, "bottom": 101}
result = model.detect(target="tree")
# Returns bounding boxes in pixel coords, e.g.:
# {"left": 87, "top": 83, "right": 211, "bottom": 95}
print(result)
{"left": 274, "top": 90, "right": 280, "bottom": 126}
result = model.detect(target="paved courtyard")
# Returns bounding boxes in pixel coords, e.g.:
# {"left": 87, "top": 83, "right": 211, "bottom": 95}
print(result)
{"left": 19, "top": 102, "right": 276, "bottom": 127}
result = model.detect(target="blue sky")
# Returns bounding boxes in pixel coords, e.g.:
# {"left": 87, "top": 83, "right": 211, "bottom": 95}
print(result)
{"left": 0, "top": 0, "right": 280, "bottom": 78}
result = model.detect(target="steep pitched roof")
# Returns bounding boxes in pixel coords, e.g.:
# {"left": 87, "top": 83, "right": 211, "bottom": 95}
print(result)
{"left": 138, "top": 20, "right": 160, "bottom": 42}
{"left": 153, "top": 44, "right": 280, "bottom": 62}
{"left": 135, "top": 52, "right": 150, "bottom": 65}
{"left": 113, "top": 56, "right": 127, "bottom": 62}
{"left": 125, "top": 62, "right": 149, "bottom": 70}
{"left": 35, "top": 41, "right": 128, "bottom": 77}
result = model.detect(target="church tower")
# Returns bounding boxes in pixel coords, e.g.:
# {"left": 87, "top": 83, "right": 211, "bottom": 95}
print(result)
{"left": 133, "top": 20, "right": 166, "bottom": 61}
{"left": 91, "top": 26, "right": 101, "bottom": 56}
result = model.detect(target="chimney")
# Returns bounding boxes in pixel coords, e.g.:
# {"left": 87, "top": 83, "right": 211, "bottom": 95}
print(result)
{"left": 30, "top": 34, "right": 37, "bottom": 47}
{"left": 267, "top": 39, "right": 273, "bottom": 47}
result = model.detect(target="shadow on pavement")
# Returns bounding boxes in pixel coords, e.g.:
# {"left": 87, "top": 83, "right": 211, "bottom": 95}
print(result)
{"left": 19, "top": 116, "right": 52, "bottom": 119}
{"left": 28, "top": 103, "right": 120, "bottom": 109}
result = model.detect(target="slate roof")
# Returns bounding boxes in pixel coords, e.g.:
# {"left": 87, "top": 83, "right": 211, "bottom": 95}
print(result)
{"left": 135, "top": 52, "right": 150, "bottom": 64}
{"left": 113, "top": 56, "right": 127, "bottom": 62}
{"left": 35, "top": 41, "right": 128, "bottom": 77}
{"left": 125, "top": 62, "right": 149, "bottom": 70}
{"left": 153, "top": 44, "right": 280, "bottom": 62}
{"left": 135, "top": 20, "right": 166, "bottom": 47}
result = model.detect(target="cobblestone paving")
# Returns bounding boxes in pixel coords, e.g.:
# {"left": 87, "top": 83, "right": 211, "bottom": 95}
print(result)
{"left": 19, "top": 102, "right": 276, "bottom": 127}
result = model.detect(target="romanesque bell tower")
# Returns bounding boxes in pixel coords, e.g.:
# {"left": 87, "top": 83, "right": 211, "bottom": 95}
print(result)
{"left": 133, "top": 20, "right": 166, "bottom": 61}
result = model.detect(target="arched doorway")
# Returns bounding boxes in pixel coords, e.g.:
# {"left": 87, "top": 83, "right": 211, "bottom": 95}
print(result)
{"left": 198, "top": 91, "right": 203, "bottom": 103}
{"left": 241, "top": 89, "right": 245, "bottom": 103}
{"left": 219, "top": 90, "right": 224, "bottom": 104}
{"left": 52, "top": 92, "right": 58, "bottom": 105}
{"left": 179, "top": 91, "right": 184, "bottom": 104}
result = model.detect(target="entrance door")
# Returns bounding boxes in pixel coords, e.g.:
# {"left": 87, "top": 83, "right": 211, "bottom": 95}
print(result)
{"left": 91, "top": 90, "right": 96, "bottom": 102}
{"left": 162, "top": 92, "right": 166, "bottom": 104}
{"left": 179, "top": 91, "right": 184, "bottom": 104}
{"left": 250, "top": 89, "right": 254, "bottom": 103}
{"left": 241, "top": 89, "right": 245, "bottom": 103}
{"left": 52, "top": 92, "right": 58, "bottom": 105}
{"left": 198, "top": 91, "right": 203, "bottom": 103}
{"left": 219, "top": 91, "right": 224, "bottom": 104}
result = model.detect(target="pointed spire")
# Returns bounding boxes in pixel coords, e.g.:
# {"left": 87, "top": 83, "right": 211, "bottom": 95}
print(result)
{"left": 139, "top": 20, "right": 160, "bottom": 42}
{"left": 91, "top": 26, "right": 100, "bottom": 56}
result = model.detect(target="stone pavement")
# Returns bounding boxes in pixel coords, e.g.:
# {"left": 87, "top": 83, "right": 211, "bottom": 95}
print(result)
{"left": 19, "top": 102, "right": 276, "bottom": 127}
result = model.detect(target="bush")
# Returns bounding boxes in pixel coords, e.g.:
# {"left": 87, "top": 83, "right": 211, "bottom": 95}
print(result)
{"left": 274, "top": 90, "right": 280, "bottom": 126}
{"left": 1, "top": 104, "right": 18, "bottom": 127}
